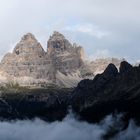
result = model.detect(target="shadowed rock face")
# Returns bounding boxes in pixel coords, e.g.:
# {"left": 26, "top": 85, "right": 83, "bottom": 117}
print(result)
{"left": 70, "top": 61, "right": 140, "bottom": 123}
{"left": 119, "top": 61, "right": 133, "bottom": 74}
{"left": 0, "top": 61, "right": 140, "bottom": 125}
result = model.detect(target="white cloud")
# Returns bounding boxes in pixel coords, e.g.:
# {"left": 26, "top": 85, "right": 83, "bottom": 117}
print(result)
{"left": 88, "top": 49, "right": 111, "bottom": 60}
{"left": 63, "top": 23, "right": 110, "bottom": 39}
{"left": 0, "top": 113, "right": 139, "bottom": 140}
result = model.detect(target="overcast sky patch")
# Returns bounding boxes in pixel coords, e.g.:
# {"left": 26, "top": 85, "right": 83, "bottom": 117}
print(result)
{"left": 0, "top": 0, "right": 139, "bottom": 63}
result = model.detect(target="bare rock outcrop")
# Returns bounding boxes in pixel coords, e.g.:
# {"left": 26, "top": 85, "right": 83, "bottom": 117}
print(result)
{"left": 0, "top": 31, "right": 123, "bottom": 87}
{"left": 0, "top": 33, "right": 52, "bottom": 85}
{"left": 47, "top": 31, "right": 85, "bottom": 86}
{"left": 47, "top": 31, "right": 84, "bottom": 73}
{"left": 0, "top": 32, "right": 85, "bottom": 87}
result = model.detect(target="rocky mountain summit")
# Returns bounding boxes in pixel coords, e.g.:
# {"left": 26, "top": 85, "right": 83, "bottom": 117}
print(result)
{"left": 0, "top": 31, "right": 122, "bottom": 87}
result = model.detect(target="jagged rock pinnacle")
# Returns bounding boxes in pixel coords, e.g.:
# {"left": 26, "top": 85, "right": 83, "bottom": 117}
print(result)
{"left": 119, "top": 61, "right": 133, "bottom": 73}
{"left": 103, "top": 63, "right": 118, "bottom": 77}
{"left": 21, "top": 33, "right": 37, "bottom": 42}
{"left": 49, "top": 31, "right": 65, "bottom": 40}
{"left": 13, "top": 33, "right": 45, "bottom": 55}
{"left": 47, "top": 31, "right": 73, "bottom": 55}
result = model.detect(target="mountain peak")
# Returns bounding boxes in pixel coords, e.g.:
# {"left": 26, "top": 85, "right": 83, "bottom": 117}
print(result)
{"left": 21, "top": 33, "right": 37, "bottom": 42}
{"left": 0, "top": 32, "right": 122, "bottom": 88}
{"left": 47, "top": 31, "right": 73, "bottom": 55}
{"left": 13, "top": 33, "right": 44, "bottom": 55}
{"left": 119, "top": 61, "right": 133, "bottom": 74}
{"left": 50, "top": 31, "right": 65, "bottom": 40}
{"left": 103, "top": 63, "right": 118, "bottom": 77}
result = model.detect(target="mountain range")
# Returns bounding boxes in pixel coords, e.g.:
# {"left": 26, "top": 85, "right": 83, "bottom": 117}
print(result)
{"left": 0, "top": 34, "right": 139, "bottom": 139}
{"left": 0, "top": 31, "right": 122, "bottom": 87}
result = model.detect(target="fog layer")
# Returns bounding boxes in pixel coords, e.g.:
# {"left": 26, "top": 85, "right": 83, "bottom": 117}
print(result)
{"left": 0, "top": 114, "right": 139, "bottom": 140}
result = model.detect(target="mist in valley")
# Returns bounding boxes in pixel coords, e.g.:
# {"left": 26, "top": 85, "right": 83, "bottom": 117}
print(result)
{"left": 0, "top": 113, "right": 139, "bottom": 140}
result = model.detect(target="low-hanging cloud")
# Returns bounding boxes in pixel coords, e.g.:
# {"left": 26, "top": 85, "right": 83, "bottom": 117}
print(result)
{"left": 0, "top": 113, "right": 139, "bottom": 140}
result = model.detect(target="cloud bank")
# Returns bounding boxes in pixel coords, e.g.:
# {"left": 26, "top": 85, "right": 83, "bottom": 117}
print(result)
{"left": 0, "top": 113, "right": 139, "bottom": 140}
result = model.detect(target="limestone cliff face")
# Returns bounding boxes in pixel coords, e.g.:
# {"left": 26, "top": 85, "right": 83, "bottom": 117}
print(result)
{"left": 0, "top": 31, "right": 122, "bottom": 87}
{"left": 46, "top": 31, "right": 85, "bottom": 86}
{"left": 0, "top": 33, "right": 50, "bottom": 80}
{"left": 47, "top": 31, "right": 84, "bottom": 74}
{"left": 0, "top": 32, "right": 85, "bottom": 87}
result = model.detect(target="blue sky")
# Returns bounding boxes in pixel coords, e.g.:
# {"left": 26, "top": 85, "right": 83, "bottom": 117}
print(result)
{"left": 0, "top": 0, "right": 140, "bottom": 63}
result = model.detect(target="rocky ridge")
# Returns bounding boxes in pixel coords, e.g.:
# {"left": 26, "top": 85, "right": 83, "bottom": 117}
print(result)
{"left": 70, "top": 61, "right": 140, "bottom": 123}
{"left": 0, "top": 31, "right": 122, "bottom": 87}
{"left": 0, "top": 61, "right": 140, "bottom": 123}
